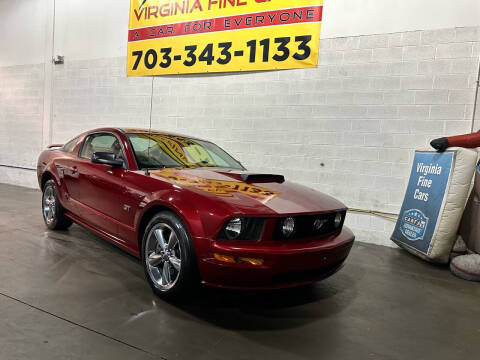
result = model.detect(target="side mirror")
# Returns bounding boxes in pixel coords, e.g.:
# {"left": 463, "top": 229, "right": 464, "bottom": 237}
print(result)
{"left": 91, "top": 152, "right": 124, "bottom": 168}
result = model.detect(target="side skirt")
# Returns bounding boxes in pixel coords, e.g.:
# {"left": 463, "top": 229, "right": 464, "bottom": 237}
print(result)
{"left": 65, "top": 211, "right": 140, "bottom": 258}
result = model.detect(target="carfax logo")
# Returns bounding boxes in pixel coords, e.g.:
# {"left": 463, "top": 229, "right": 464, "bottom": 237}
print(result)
{"left": 400, "top": 209, "right": 429, "bottom": 242}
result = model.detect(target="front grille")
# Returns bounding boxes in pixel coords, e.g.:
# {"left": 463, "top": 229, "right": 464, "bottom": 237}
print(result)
{"left": 273, "top": 211, "right": 345, "bottom": 241}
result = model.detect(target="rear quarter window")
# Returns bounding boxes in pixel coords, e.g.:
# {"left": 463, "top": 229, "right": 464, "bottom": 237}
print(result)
{"left": 63, "top": 137, "right": 79, "bottom": 153}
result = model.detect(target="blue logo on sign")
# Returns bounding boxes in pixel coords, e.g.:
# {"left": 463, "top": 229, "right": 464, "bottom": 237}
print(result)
{"left": 400, "top": 209, "right": 429, "bottom": 242}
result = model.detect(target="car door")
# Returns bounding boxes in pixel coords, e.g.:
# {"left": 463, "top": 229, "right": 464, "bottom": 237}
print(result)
{"left": 75, "top": 132, "right": 131, "bottom": 238}
{"left": 54, "top": 137, "right": 84, "bottom": 211}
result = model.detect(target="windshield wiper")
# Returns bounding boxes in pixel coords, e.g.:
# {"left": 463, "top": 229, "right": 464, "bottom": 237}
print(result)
{"left": 142, "top": 165, "right": 181, "bottom": 171}
{"left": 194, "top": 161, "right": 219, "bottom": 168}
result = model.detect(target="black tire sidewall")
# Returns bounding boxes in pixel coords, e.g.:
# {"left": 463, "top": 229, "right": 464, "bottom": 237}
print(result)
{"left": 42, "top": 179, "right": 72, "bottom": 230}
{"left": 141, "top": 211, "right": 197, "bottom": 299}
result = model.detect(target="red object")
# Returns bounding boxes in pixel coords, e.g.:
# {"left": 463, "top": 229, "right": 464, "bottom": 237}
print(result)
{"left": 447, "top": 130, "right": 480, "bottom": 148}
{"left": 37, "top": 128, "right": 354, "bottom": 289}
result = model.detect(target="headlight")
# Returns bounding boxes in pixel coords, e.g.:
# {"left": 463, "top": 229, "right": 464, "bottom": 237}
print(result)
{"left": 225, "top": 218, "right": 243, "bottom": 240}
{"left": 334, "top": 212, "right": 343, "bottom": 228}
{"left": 218, "top": 218, "right": 265, "bottom": 241}
{"left": 282, "top": 217, "right": 295, "bottom": 237}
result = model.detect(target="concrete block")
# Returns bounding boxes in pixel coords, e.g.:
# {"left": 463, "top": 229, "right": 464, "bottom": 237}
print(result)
{"left": 383, "top": 91, "right": 415, "bottom": 105}
{"left": 449, "top": 58, "right": 480, "bottom": 74}
{"left": 398, "top": 105, "right": 432, "bottom": 120}
{"left": 378, "top": 148, "right": 412, "bottom": 163}
{"left": 434, "top": 74, "right": 470, "bottom": 89}
{"left": 455, "top": 27, "right": 480, "bottom": 42}
{"left": 343, "top": 78, "right": 373, "bottom": 91}
{"left": 372, "top": 47, "right": 403, "bottom": 63}
{"left": 335, "top": 63, "right": 387, "bottom": 77}
{"left": 388, "top": 33, "right": 403, "bottom": 47}
{"left": 297, "top": 93, "right": 326, "bottom": 105}
{"left": 366, "top": 105, "right": 398, "bottom": 119}
{"left": 421, "top": 28, "right": 456, "bottom": 44}
{"left": 444, "top": 120, "right": 472, "bottom": 134}
{"left": 436, "top": 43, "right": 473, "bottom": 59}
{"left": 351, "top": 119, "right": 381, "bottom": 133}
{"left": 317, "top": 51, "right": 344, "bottom": 65}
{"left": 401, "top": 75, "right": 434, "bottom": 90}
{"left": 401, "top": 31, "right": 422, "bottom": 46}
{"left": 430, "top": 105, "right": 466, "bottom": 119}
{"left": 354, "top": 92, "right": 384, "bottom": 105}
{"left": 386, "top": 62, "right": 418, "bottom": 76}
{"left": 344, "top": 49, "right": 373, "bottom": 64}
{"left": 473, "top": 43, "right": 480, "bottom": 57}
{"left": 328, "top": 36, "right": 360, "bottom": 51}
{"left": 373, "top": 77, "right": 401, "bottom": 90}
{"left": 314, "top": 78, "right": 343, "bottom": 92}
{"left": 415, "top": 90, "right": 449, "bottom": 104}
{"left": 417, "top": 59, "right": 452, "bottom": 75}
{"left": 403, "top": 46, "right": 436, "bottom": 61}
{"left": 350, "top": 147, "right": 380, "bottom": 161}
{"left": 359, "top": 34, "right": 389, "bottom": 49}
{"left": 326, "top": 92, "right": 355, "bottom": 105}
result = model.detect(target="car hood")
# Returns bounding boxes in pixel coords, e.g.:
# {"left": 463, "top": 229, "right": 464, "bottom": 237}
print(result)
{"left": 148, "top": 167, "right": 346, "bottom": 216}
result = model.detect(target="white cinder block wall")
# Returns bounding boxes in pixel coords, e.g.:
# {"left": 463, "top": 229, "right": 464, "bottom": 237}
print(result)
{"left": 1, "top": 0, "right": 479, "bottom": 247}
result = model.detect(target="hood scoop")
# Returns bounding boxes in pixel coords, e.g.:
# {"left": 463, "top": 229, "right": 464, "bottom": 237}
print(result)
{"left": 240, "top": 173, "right": 285, "bottom": 183}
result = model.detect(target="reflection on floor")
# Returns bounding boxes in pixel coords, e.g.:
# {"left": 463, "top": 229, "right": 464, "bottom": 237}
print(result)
{"left": 0, "top": 183, "right": 479, "bottom": 360}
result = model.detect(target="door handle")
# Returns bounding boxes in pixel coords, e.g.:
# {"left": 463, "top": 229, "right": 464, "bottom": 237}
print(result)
{"left": 64, "top": 166, "right": 78, "bottom": 174}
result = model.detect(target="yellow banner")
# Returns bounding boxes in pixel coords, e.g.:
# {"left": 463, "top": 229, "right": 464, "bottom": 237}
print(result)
{"left": 127, "top": 0, "right": 323, "bottom": 76}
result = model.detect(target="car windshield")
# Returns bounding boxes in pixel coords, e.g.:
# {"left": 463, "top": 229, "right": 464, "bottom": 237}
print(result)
{"left": 127, "top": 133, "right": 244, "bottom": 170}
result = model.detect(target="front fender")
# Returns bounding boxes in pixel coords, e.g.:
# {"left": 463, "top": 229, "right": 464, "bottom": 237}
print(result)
{"left": 135, "top": 187, "right": 236, "bottom": 240}
{"left": 136, "top": 196, "right": 203, "bottom": 239}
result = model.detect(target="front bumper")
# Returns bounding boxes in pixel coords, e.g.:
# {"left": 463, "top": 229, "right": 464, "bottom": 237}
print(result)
{"left": 197, "top": 226, "right": 355, "bottom": 290}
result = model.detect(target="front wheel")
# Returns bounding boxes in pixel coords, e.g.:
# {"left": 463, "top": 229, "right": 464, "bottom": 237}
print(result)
{"left": 42, "top": 179, "right": 73, "bottom": 230}
{"left": 142, "top": 211, "right": 199, "bottom": 300}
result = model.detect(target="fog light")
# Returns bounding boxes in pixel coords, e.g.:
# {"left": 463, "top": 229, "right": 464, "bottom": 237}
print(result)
{"left": 282, "top": 217, "right": 295, "bottom": 237}
{"left": 334, "top": 212, "right": 343, "bottom": 228}
{"left": 225, "top": 218, "right": 243, "bottom": 240}
{"left": 214, "top": 253, "right": 236, "bottom": 263}
{"left": 238, "top": 257, "right": 264, "bottom": 266}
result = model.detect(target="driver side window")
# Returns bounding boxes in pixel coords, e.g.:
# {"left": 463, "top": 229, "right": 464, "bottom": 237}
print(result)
{"left": 80, "top": 134, "right": 124, "bottom": 160}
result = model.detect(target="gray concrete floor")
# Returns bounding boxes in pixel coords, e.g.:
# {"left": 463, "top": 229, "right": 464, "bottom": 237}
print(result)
{"left": 0, "top": 183, "right": 479, "bottom": 360}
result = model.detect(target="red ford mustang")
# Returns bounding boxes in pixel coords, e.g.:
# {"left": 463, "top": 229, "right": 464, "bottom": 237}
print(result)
{"left": 37, "top": 128, "right": 354, "bottom": 299}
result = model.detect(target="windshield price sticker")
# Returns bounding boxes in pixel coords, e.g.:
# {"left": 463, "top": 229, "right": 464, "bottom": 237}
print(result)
{"left": 127, "top": 0, "right": 323, "bottom": 76}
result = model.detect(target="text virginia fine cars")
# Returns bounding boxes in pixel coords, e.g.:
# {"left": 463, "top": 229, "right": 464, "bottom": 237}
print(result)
{"left": 38, "top": 128, "right": 355, "bottom": 299}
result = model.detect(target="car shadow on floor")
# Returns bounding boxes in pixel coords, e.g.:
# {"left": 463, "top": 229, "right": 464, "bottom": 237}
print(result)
{"left": 45, "top": 224, "right": 360, "bottom": 332}
{"left": 170, "top": 268, "right": 359, "bottom": 331}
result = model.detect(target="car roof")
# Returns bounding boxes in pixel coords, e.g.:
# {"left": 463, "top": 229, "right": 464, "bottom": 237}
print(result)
{"left": 82, "top": 127, "right": 206, "bottom": 141}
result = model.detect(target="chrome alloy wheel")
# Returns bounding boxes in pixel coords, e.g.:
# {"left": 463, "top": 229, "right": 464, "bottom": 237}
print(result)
{"left": 42, "top": 186, "right": 56, "bottom": 225}
{"left": 145, "top": 223, "right": 182, "bottom": 291}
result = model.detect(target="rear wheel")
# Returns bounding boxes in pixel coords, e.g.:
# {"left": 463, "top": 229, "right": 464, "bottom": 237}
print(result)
{"left": 42, "top": 180, "right": 72, "bottom": 230}
{"left": 142, "top": 211, "right": 198, "bottom": 300}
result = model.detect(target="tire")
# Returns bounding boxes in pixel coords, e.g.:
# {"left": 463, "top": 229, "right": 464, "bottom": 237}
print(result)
{"left": 42, "top": 179, "right": 73, "bottom": 230}
{"left": 141, "top": 211, "right": 198, "bottom": 300}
